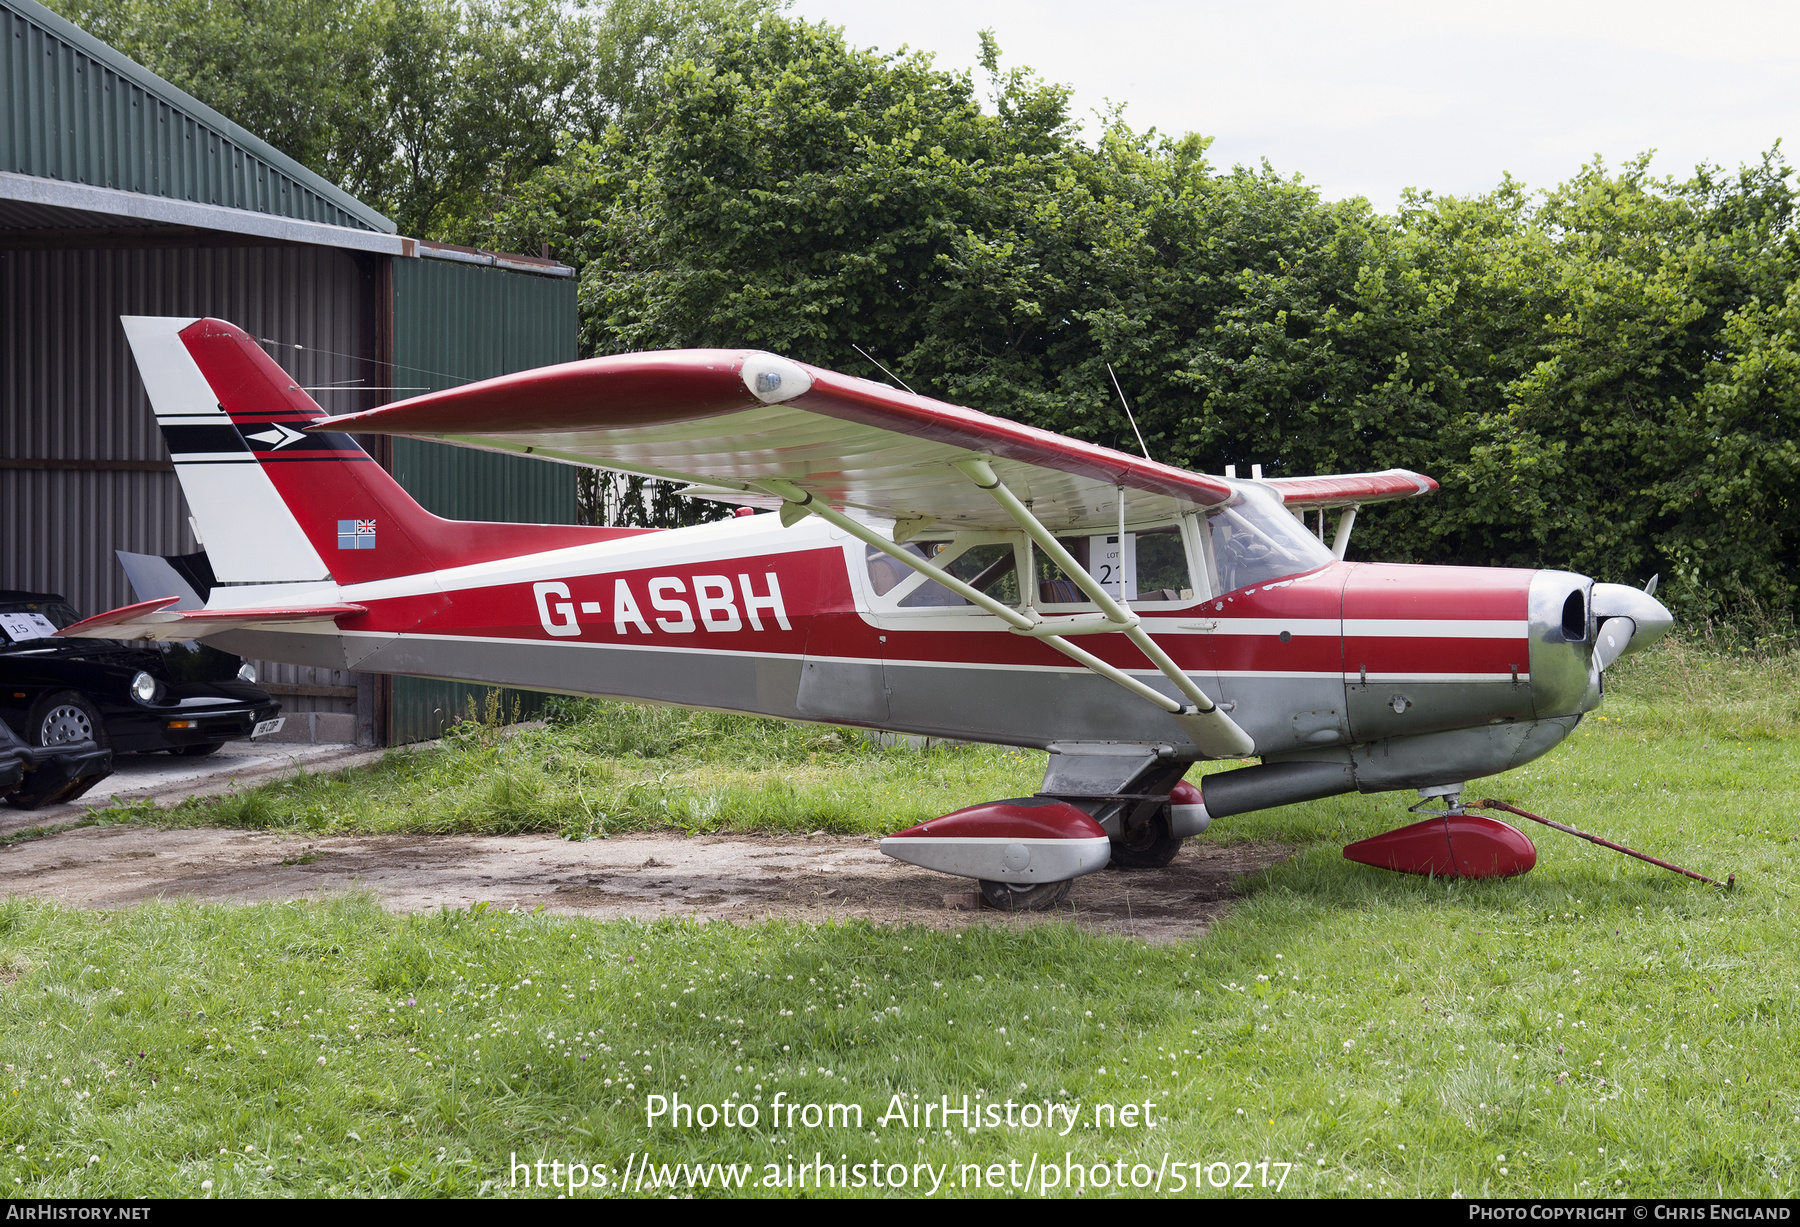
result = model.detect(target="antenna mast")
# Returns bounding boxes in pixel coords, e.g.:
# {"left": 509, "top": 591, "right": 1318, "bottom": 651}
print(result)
{"left": 1106, "top": 362, "right": 1152, "bottom": 461}
{"left": 852, "top": 344, "right": 916, "bottom": 395}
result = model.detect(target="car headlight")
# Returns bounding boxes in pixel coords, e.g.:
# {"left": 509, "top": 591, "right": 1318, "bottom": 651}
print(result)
{"left": 237, "top": 662, "right": 258, "bottom": 684}
{"left": 130, "top": 671, "right": 160, "bottom": 704}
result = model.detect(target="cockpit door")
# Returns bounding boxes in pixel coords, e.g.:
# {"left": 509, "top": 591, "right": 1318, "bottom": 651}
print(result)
{"left": 1191, "top": 491, "right": 1351, "bottom": 753}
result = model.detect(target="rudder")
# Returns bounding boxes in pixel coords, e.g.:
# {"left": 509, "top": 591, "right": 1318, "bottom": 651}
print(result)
{"left": 124, "top": 316, "right": 641, "bottom": 587}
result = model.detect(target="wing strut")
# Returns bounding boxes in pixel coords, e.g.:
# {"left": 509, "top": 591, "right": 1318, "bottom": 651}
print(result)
{"left": 1330, "top": 505, "right": 1358, "bottom": 560}
{"left": 760, "top": 473, "right": 1257, "bottom": 759}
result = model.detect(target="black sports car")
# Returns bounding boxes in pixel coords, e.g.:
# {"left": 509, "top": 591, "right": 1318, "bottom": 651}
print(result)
{"left": 0, "top": 717, "right": 110, "bottom": 809}
{"left": 0, "top": 591, "right": 284, "bottom": 756}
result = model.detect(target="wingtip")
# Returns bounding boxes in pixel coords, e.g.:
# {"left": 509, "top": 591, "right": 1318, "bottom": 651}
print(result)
{"left": 740, "top": 353, "right": 813, "bottom": 404}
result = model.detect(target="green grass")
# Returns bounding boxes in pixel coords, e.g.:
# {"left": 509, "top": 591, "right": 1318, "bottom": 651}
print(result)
{"left": 91, "top": 701, "right": 1048, "bottom": 839}
{"left": 4, "top": 640, "right": 1797, "bottom": 1198}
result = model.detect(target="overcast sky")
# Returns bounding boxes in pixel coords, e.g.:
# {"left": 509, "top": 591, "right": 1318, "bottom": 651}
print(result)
{"left": 790, "top": 0, "right": 1800, "bottom": 211}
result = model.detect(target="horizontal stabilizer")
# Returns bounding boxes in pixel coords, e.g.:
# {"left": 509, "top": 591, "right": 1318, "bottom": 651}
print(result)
{"left": 58, "top": 596, "right": 367, "bottom": 642}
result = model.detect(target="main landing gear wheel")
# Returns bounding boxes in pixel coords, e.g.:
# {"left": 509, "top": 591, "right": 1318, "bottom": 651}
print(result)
{"left": 1109, "top": 809, "right": 1182, "bottom": 869}
{"left": 977, "top": 878, "right": 1073, "bottom": 911}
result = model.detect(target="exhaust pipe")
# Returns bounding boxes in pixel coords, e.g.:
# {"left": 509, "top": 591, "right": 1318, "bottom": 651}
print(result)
{"left": 1200, "top": 760, "right": 1356, "bottom": 820}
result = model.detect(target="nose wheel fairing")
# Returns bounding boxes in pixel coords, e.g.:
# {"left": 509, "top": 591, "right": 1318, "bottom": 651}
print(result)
{"left": 1343, "top": 812, "right": 1538, "bottom": 878}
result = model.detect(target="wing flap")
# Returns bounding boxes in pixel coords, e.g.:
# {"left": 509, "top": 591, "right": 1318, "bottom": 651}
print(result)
{"left": 59, "top": 596, "right": 367, "bottom": 642}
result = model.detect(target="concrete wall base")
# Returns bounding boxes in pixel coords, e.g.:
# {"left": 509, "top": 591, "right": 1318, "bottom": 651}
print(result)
{"left": 261, "top": 711, "right": 358, "bottom": 746}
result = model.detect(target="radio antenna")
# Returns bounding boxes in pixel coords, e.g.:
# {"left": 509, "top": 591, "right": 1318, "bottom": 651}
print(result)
{"left": 1106, "top": 362, "right": 1152, "bottom": 461}
{"left": 852, "top": 344, "right": 916, "bottom": 395}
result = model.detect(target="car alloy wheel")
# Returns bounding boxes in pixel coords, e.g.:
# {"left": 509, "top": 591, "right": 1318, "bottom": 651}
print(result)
{"left": 38, "top": 703, "right": 96, "bottom": 746}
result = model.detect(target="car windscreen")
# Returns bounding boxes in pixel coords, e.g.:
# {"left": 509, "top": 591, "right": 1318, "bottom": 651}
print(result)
{"left": 0, "top": 599, "right": 83, "bottom": 647}
{"left": 1206, "top": 485, "right": 1335, "bottom": 593}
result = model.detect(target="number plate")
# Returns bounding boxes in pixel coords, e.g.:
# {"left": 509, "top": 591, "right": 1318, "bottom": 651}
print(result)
{"left": 251, "top": 717, "right": 285, "bottom": 739}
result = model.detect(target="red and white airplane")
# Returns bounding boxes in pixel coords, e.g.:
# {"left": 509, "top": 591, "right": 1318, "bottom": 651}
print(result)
{"left": 65, "top": 316, "right": 1672, "bottom": 908}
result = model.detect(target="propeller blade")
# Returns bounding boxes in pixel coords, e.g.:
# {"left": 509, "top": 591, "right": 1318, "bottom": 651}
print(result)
{"left": 1592, "top": 616, "right": 1634, "bottom": 672}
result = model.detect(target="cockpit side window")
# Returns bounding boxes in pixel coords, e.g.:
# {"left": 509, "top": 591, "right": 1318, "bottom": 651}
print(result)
{"left": 866, "top": 521, "right": 1209, "bottom": 613}
{"left": 1205, "top": 485, "right": 1334, "bottom": 593}
{"left": 865, "top": 539, "right": 1020, "bottom": 608}
{"left": 1034, "top": 524, "right": 1196, "bottom": 605}
{"left": 865, "top": 545, "right": 924, "bottom": 597}
{"left": 1133, "top": 527, "right": 1192, "bottom": 601}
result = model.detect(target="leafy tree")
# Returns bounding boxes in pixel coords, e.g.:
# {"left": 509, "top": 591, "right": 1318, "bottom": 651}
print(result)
{"left": 496, "top": 22, "right": 1465, "bottom": 528}
{"left": 42, "top": 0, "right": 781, "bottom": 240}
{"left": 43, "top": 2, "right": 1800, "bottom": 609}
{"left": 1413, "top": 153, "right": 1800, "bottom": 612}
{"left": 491, "top": 18, "right": 1798, "bottom": 613}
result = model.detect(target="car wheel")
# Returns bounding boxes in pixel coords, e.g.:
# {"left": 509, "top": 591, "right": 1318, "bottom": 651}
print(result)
{"left": 29, "top": 692, "right": 108, "bottom": 749}
{"left": 178, "top": 742, "right": 225, "bottom": 757}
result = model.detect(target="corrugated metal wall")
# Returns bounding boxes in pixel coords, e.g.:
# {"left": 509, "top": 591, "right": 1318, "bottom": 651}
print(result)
{"left": 0, "top": 242, "right": 373, "bottom": 726}
{"left": 0, "top": 0, "right": 387, "bottom": 232}
{"left": 387, "top": 257, "right": 579, "bottom": 743}
{"left": 391, "top": 258, "right": 578, "bottom": 521}
{"left": 0, "top": 243, "right": 373, "bottom": 612}
{"left": 0, "top": 467, "right": 187, "bottom": 597}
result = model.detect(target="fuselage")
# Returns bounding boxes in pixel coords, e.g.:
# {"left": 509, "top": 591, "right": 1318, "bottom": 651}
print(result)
{"left": 206, "top": 510, "right": 1607, "bottom": 787}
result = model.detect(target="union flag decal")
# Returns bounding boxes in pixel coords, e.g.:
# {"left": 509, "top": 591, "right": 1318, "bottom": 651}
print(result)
{"left": 336, "top": 519, "right": 377, "bottom": 550}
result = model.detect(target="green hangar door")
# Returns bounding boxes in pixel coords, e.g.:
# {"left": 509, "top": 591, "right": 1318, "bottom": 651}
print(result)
{"left": 383, "top": 256, "right": 581, "bottom": 745}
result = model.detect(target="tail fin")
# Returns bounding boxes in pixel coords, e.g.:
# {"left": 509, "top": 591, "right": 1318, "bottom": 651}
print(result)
{"left": 123, "top": 316, "right": 637, "bottom": 587}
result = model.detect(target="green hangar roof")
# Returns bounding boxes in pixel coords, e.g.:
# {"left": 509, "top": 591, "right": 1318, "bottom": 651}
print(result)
{"left": 1, "top": 0, "right": 399, "bottom": 249}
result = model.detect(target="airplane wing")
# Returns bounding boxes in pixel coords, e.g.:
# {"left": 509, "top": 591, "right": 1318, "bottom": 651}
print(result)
{"left": 1261, "top": 470, "right": 1438, "bottom": 507}
{"left": 315, "top": 350, "right": 1239, "bottom": 532}
{"left": 58, "top": 596, "right": 367, "bottom": 642}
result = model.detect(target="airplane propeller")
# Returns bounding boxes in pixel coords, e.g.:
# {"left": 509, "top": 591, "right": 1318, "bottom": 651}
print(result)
{"left": 1588, "top": 581, "right": 1674, "bottom": 673}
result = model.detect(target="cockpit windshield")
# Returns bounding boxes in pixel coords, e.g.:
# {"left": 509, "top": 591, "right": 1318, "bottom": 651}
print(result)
{"left": 1206, "top": 484, "right": 1335, "bottom": 593}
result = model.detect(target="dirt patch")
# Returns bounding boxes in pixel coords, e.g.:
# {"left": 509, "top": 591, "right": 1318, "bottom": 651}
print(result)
{"left": 0, "top": 827, "right": 1291, "bottom": 942}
